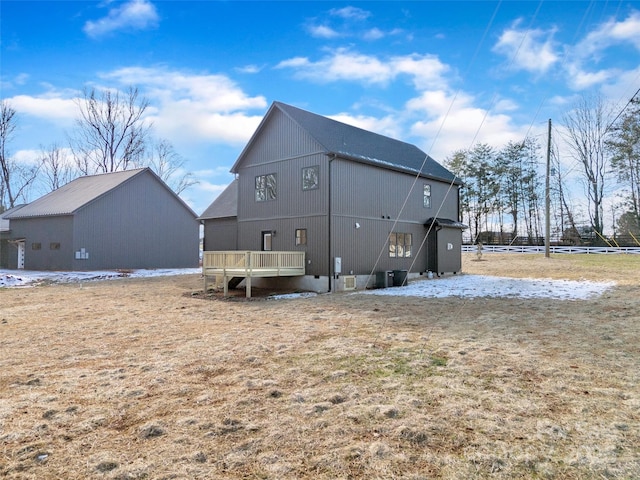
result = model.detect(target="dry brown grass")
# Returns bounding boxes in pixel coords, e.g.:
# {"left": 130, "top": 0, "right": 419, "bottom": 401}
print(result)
{"left": 1, "top": 253, "right": 639, "bottom": 479}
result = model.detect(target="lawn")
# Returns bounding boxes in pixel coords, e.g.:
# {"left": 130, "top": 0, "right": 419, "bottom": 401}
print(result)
{"left": 1, "top": 253, "right": 638, "bottom": 479}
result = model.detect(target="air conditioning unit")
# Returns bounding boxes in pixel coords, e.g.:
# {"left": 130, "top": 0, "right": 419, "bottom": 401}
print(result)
{"left": 342, "top": 275, "right": 357, "bottom": 291}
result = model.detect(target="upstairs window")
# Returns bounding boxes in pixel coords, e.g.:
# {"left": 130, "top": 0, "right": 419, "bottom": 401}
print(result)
{"left": 255, "top": 173, "right": 277, "bottom": 202}
{"left": 423, "top": 184, "right": 431, "bottom": 208}
{"left": 302, "top": 166, "right": 319, "bottom": 190}
{"left": 389, "top": 232, "right": 412, "bottom": 258}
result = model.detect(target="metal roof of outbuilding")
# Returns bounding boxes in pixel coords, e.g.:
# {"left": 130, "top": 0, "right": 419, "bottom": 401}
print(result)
{"left": 5, "top": 169, "right": 147, "bottom": 219}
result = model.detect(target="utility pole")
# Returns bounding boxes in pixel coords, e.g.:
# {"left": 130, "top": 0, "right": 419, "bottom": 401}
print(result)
{"left": 545, "top": 119, "right": 551, "bottom": 258}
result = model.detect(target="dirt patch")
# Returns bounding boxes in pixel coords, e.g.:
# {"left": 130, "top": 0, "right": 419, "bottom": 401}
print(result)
{"left": 0, "top": 254, "right": 638, "bottom": 479}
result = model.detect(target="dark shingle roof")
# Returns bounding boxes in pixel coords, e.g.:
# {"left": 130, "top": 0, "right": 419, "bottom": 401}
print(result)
{"left": 198, "top": 179, "right": 238, "bottom": 220}
{"left": 267, "top": 102, "right": 460, "bottom": 184}
{"left": 6, "top": 169, "right": 146, "bottom": 219}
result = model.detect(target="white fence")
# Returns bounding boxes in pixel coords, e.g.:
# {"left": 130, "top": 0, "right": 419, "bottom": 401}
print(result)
{"left": 462, "top": 245, "right": 640, "bottom": 255}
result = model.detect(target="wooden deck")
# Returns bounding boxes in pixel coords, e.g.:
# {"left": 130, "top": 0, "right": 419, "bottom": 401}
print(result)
{"left": 202, "top": 251, "right": 306, "bottom": 297}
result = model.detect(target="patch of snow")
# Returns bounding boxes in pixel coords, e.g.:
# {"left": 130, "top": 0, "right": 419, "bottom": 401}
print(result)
{"left": 0, "top": 270, "right": 615, "bottom": 301}
{"left": 0, "top": 268, "right": 201, "bottom": 288}
{"left": 268, "top": 292, "right": 318, "bottom": 300}
{"left": 360, "top": 274, "right": 615, "bottom": 301}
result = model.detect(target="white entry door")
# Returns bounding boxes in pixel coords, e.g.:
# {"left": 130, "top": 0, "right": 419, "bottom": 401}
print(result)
{"left": 262, "top": 231, "right": 272, "bottom": 251}
{"left": 17, "top": 240, "right": 25, "bottom": 269}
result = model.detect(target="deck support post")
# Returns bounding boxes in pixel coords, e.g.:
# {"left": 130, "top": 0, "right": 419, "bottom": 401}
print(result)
{"left": 246, "top": 275, "right": 252, "bottom": 298}
{"left": 223, "top": 275, "right": 229, "bottom": 297}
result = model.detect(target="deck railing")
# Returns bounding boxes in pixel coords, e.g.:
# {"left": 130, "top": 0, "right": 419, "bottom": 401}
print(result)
{"left": 202, "top": 251, "right": 306, "bottom": 297}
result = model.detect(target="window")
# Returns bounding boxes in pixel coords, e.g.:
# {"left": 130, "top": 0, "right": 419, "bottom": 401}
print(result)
{"left": 31, "top": 243, "right": 41, "bottom": 250}
{"left": 255, "top": 173, "right": 277, "bottom": 201}
{"left": 423, "top": 184, "right": 431, "bottom": 208}
{"left": 302, "top": 166, "right": 319, "bottom": 190}
{"left": 295, "top": 228, "right": 307, "bottom": 246}
{"left": 389, "top": 232, "right": 412, "bottom": 258}
{"left": 50, "top": 242, "right": 60, "bottom": 250}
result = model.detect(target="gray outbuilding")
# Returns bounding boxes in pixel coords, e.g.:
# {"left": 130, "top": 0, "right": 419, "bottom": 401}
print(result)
{"left": 200, "top": 101, "right": 465, "bottom": 293}
{"left": 1, "top": 168, "right": 199, "bottom": 271}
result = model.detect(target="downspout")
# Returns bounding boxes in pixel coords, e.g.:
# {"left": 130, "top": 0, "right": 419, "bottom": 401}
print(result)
{"left": 327, "top": 154, "right": 335, "bottom": 292}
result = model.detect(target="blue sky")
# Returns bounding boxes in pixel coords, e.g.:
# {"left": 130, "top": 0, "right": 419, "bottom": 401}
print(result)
{"left": 2, "top": 0, "right": 640, "bottom": 216}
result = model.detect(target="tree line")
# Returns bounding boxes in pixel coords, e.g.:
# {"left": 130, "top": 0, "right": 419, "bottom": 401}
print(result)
{"left": 0, "top": 87, "right": 196, "bottom": 213}
{"left": 444, "top": 93, "right": 640, "bottom": 246}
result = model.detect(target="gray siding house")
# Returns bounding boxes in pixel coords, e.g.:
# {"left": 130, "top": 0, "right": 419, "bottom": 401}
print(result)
{"left": 200, "top": 101, "right": 464, "bottom": 292}
{"left": 1, "top": 168, "right": 199, "bottom": 271}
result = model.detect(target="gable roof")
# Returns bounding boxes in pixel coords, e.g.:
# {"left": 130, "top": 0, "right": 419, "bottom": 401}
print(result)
{"left": 232, "top": 101, "right": 461, "bottom": 185}
{"left": 198, "top": 179, "right": 238, "bottom": 220}
{"left": 6, "top": 168, "right": 196, "bottom": 219}
{"left": 0, "top": 204, "right": 27, "bottom": 231}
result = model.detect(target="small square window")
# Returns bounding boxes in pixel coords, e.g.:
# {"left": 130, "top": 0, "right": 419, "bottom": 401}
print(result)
{"left": 32, "top": 243, "right": 41, "bottom": 250}
{"left": 50, "top": 242, "right": 60, "bottom": 250}
{"left": 302, "top": 166, "right": 319, "bottom": 190}
{"left": 295, "top": 228, "right": 307, "bottom": 246}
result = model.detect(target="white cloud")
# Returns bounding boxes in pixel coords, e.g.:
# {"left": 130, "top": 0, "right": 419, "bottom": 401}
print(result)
{"left": 329, "top": 6, "right": 371, "bottom": 21}
{"left": 493, "top": 20, "right": 559, "bottom": 74}
{"left": 8, "top": 93, "right": 77, "bottom": 122}
{"left": 235, "top": 64, "right": 262, "bottom": 74}
{"left": 12, "top": 149, "right": 42, "bottom": 166}
{"left": 362, "top": 28, "right": 385, "bottom": 41}
{"left": 306, "top": 6, "right": 400, "bottom": 41}
{"left": 577, "top": 10, "right": 640, "bottom": 56}
{"left": 406, "top": 90, "right": 529, "bottom": 160}
{"left": 276, "top": 49, "right": 449, "bottom": 88}
{"left": 565, "top": 63, "right": 616, "bottom": 90}
{"left": 83, "top": 0, "right": 159, "bottom": 38}
{"left": 102, "top": 66, "right": 267, "bottom": 144}
{"left": 307, "top": 24, "right": 341, "bottom": 39}
{"left": 1, "top": 73, "right": 30, "bottom": 90}
{"left": 565, "top": 10, "right": 640, "bottom": 91}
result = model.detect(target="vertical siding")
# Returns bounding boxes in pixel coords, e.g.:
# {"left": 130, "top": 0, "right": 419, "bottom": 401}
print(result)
{"left": 237, "top": 215, "right": 326, "bottom": 276}
{"left": 235, "top": 109, "right": 331, "bottom": 276}
{"left": 332, "top": 159, "right": 459, "bottom": 221}
{"left": 204, "top": 218, "right": 237, "bottom": 250}
{"left": 237, "top": 109, "right": 329, "bottom": 221}
{"left": 9, "top": 216, "right": 74, "bottom": 270}
{"left": 329, "top": 159, "right": 458, "bottom": 275}
{"left": 73, "top": 171, "right": 199, "bottom": 270}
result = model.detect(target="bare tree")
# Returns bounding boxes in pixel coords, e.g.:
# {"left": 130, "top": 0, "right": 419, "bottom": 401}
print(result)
{"left": 607, "top": 96, "right": 640, "bottom": 231}
{"left": 0, "top": 100, "right": 40, "bottom": 209}
{"left": 562, "top": 93, "right": 612, "bottom": 237}
{"left": 70, "top": 86, "right": 150, "bottom": 174}
{"left": 39, "top": 143, "right": 76, "bottom": 191}
{"left": 147, "top": 139, "right": 198, "bottom": 194}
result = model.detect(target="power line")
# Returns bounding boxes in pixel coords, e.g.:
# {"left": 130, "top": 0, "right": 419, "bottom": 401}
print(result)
{"left": 604, "top": 87, "right": 640, "bottom": 135}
